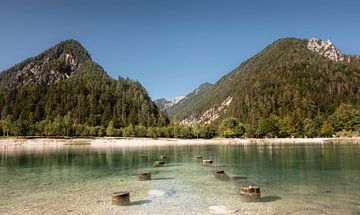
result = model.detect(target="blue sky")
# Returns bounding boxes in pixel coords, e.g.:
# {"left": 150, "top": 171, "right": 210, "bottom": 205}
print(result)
{"left": 1, "top": 0, "right": 359, "bottom": 99}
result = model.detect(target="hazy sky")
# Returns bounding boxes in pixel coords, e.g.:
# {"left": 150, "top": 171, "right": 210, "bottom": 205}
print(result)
{"left": 1, "top": 0, "right": 359, "bottom": 99}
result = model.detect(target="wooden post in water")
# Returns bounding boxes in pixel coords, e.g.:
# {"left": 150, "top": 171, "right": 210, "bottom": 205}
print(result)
{"left": 240, "top": 185, "right": 261, "bottom": 202}
{"left": 202, "top": 160, "right": 213, "bottom": 165}
{"left": 138, "top": 172, "right": 151, "bottom": 180}
{"left": 213, "top": 170, "right": 230, "bottom": 181}
{"left": 112, "top": 192, "right": 130, "bottom": 205}
{"left": 153, "top": 160, "right": 165, "bottom": 167}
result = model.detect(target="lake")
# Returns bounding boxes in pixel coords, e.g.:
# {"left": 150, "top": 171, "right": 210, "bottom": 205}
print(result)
{"left": 0, "top": 142, "right": 359, "bottom": 214}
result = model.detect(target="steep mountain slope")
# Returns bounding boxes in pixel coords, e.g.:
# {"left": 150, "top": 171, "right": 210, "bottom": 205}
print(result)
{"left": 154, "top": 98, "right": 170, "bottom": 110}
{"left": 173, "top": 38, "right": 360, "bottom": 128}
{"left": 0, "top": 40, "right": 168, "bottom": 134}
{"left": 154, "top": 96, "right": 186, "bottom": 110}
{"left": 166, "top": 82, "right": 213, "bottom": 117}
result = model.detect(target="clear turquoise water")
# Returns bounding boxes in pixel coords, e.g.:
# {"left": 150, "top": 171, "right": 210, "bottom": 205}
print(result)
{"left": 0, "top": 142, "right": 360, "bottom": 214}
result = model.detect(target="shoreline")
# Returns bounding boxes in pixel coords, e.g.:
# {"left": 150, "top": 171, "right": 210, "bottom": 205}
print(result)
{"left": 0, "top": 137, "right": 359, "bottom": 151}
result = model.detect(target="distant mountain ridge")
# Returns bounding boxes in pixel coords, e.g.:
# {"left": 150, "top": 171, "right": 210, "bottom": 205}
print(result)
{"left": 166, "top": 82, "right": 213, "bottom": 116}
{"left": 168, "top": 37, "right": 360, "bottom": 131}
{"left": 155, "top": 96, "right": 186, "bottom": 110}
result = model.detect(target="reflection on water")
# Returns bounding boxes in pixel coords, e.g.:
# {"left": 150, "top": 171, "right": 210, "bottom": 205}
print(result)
{"left": 0, "top": 143, "right": 360, "bottom": 214}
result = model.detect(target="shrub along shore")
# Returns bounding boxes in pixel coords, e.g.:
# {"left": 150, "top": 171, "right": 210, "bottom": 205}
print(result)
{"left": 1, "top": 105, "right": 360, "bottom": 139}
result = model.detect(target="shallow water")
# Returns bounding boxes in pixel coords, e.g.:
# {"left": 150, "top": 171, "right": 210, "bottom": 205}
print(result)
{"left": 1, "top": 143, "right": 360, "bottom": 214}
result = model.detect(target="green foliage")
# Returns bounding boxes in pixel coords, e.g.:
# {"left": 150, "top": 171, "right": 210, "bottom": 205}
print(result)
{"left": 193, "top": 124, "right": 217, "bottom": 138}
{"left": 218, "top": 117, "right": 245, "bottom": 138}
{"left": 134, "top": 125, "right": 147, "bottom": 137}
{"left": 303, "top": 116, "right": 323, "bottom": 137}
{"left": 244, "top": 124, "right": 256, "bottom": 138}
{"left": 173, "top": 124, "right": 195, "bottom": 138}
{"left": 106, "top": 121, "right": 115, "bottom": 137}
{"left": 146, "top": 127, "right": 158, "bottom": 138}
{"left": 122, "top": 124, "right": 135, "bottom": 137}
{"left": 97, "top": 126, "right": 105, "bottom": 137}
{"left": 335, "top": 130, "right": 360, "bottom": 137}
{"left": 278, "top": 115, "right": 302, "bottom": 137}
{"left": 0, "top": 115, "right": 12, "bottom": 136}
{"left": 329, "top": 104, "right": 360, "bottom": 132}
{"left": 256, "top": 117, "right": 279, "bottom": 138}
{"left": 11, "top": 119, "right": 29, "bottom": 137}
{"left": 320, "top": 120, "right": 334, "bottom": 137}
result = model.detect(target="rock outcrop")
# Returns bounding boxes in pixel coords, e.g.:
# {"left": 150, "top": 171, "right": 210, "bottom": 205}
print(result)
{"left": 0, "top": 39, "right": 90, "bottom": 90}
{"left": 181, "top": 96, "right": 233, "bottom": 125}
{"left": 7, "top": 53, "right": 79, "bottom": 89}
{"left": 307, "top": 38, "right": 345, "bottom": 61}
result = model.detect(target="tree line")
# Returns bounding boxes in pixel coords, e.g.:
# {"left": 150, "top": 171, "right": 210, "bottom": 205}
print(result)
{"left": 1, "top": 103, "right": 358, "bottom": 138}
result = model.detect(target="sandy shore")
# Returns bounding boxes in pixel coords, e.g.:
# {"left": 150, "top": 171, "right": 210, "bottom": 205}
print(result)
{"left": 0, "top": 136, "right": 359, "bottom": 151}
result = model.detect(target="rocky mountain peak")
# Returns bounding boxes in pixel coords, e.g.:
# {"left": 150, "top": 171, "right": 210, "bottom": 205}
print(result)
{"left": 154, "top": 96, "right": 186, "bottom": 110}
{"left": 307, "top": 38, "right": 345, "bottom": 61}
{"left": 0, "top": 39, "right": 91, "bottom": 89}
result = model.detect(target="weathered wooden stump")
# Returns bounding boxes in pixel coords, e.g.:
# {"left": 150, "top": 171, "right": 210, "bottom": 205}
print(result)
{"left": 240, "top": 185, "right": 261, "bottom": 202}
{"left": 160, "top": 155, "right": 167, "bottom": 160}
{"left": 195, "top": 155, "right": 203, "bottom": 159}
{"left": 112, "top": 192, "right": 130, "bottom": 205}
{"left": 138, "top": 172, "right": 151, "bottom": 180}
{"left": 213, "top": 170, "right": 230, "bottom": 181}
{"left": 153, "top": 160, "right": 165, "bottom": 167}
{"left": 202, "top": 160, "right": 213, "bottom": 165}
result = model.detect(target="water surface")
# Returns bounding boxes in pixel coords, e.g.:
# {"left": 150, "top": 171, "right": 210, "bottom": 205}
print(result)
{"left": 1, "top": 142, "right": 359, "bottom": 214}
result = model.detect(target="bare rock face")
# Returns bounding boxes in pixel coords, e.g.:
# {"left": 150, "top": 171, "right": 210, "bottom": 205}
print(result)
{"left": 307, "top": 38, "right": 345, "bottom": 61}
{"left": 181, "top": 96, "right": 233, "bottom": 125}
{"left": 0, "top": 39, "right": 90, "bottom": 90}
{"left": 5, "top": 53, "right": 79, "bottom": 89}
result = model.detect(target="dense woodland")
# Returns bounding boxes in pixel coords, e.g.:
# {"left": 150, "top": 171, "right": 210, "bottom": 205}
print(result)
{"left": 0, "top": 38, "right": 359, "bottom": 138}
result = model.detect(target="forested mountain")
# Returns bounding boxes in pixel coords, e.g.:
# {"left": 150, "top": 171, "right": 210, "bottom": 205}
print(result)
{"left": 172, "top": 38, "right": 360, "bottom": 137}
{"left": 0, "top": 40, "right": 168, "bottom": 136}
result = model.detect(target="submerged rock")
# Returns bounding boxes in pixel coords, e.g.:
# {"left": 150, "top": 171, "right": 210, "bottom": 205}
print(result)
{"left": 148, "top": 190, "right": 165, "bottom": 196}
{"left": 208, "top": 205, "right": 238, "bottom": 214}
{"left": 138, "top": 172, "right": 151, "bottom": 181}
